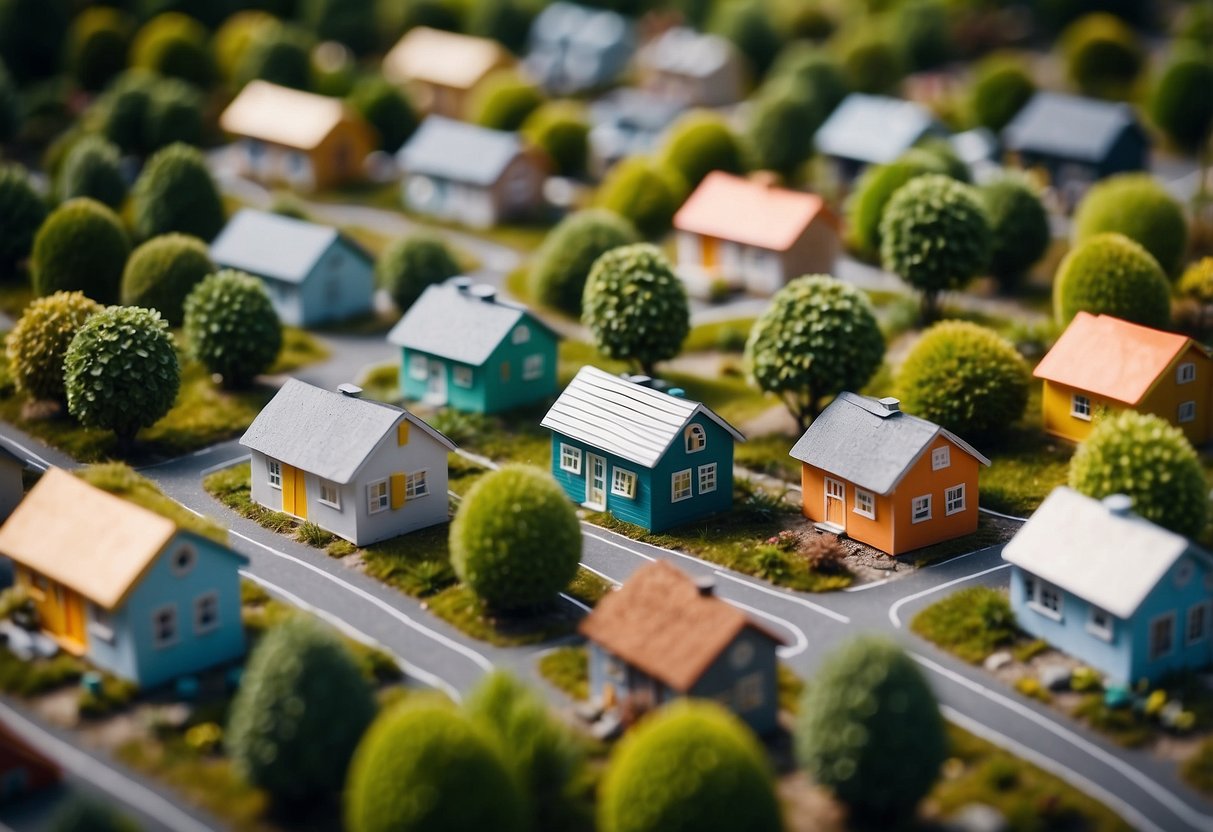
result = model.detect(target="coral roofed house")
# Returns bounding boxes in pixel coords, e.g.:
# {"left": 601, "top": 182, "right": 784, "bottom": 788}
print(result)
{"left": 1033, "top": 313, "right": 1213, "bottom": 445}
{"left": 789, "top": 393, "right": 989, "bottom": 556}
{"left": 579, "top": 561, "right": 784, "bottom": 734}
{"left": 672, "top": 172, "right": 841, "bottom": 298}
{"left": 382, "top": 27, "right": 513, "bottom": 119}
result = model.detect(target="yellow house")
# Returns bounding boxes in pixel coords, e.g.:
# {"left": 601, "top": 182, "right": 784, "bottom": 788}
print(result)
{"left": 382, "top": 27, "right": 513, "bottom": 120}
{"left": 1034, "top": 313, "right": 1213, "bottom": 445}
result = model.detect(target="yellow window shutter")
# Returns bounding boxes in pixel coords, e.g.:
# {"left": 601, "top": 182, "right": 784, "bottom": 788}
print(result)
{"left": 391, "top": 473, "right": 406, "bottom": 509}
{"left": 397, "top": 420, "right": 410, "bottom": 446}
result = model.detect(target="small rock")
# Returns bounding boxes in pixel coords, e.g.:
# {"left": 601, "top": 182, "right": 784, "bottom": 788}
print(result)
{"left": 1104, "top": 686, "right": 1132, "bottom": 709}
{"left": 1039, "top": 664, "right": 1072, "bottom": 691}
{"left": 947, "top": 803, "right": 1009, "bottom": 832}
{"left": 1160, "top": 700, "right": 1186, "bottom": 729}
{"left": 983, "top": 651, "right": 1013, "bottom": 672}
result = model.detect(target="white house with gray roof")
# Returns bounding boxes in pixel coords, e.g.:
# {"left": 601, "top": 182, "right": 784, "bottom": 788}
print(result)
{"left": 210, "top": 209, "right": 374, "bottom": 327}
{"left": 636, "top": 27, "right": 745, "bottom": 107}
{"left": 240, "top": 379, "right": 456, "bottom": 546}
{"left": 814, "top": 93, "right": 942, "bottom": 183}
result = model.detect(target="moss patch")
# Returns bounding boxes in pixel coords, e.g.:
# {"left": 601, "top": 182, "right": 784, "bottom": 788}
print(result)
{"left": 79, "top": 462, "right": 226, "bottom": 543}
{"left": 910, "top": 586, "right": 1018, "bottom": 664}
{"left": 268, "top": 327, "right": 330, "bottom": 374}
{"left": 538, "top": 646, "right": 589, "bottom": 701}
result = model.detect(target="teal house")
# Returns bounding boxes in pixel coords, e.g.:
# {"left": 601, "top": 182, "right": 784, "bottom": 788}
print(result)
{"left": 541, "top": 366, "right": 744, "bottom": 532}
{"left": 387, "top": 278, "right": 559, "bottom": 414}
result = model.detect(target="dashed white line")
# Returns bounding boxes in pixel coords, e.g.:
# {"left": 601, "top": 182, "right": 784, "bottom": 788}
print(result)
{"left": 888, "top": 563, "right": 1011, "bottom": 627}
{"left": 581, "top": 529, "right": 656, "bottom": 562}
{"left": 713, "top": 570, "right": 851, "bottom": 624}
{"left": 724, "top": 597, "right": 809, "bottom": 659}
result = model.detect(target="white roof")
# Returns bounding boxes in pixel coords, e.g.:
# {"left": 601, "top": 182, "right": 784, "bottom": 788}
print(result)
{"left": 211, "top": 209, "right": 367, "bottom": 285}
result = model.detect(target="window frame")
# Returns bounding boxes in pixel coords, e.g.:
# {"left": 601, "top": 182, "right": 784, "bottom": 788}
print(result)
{"left": 170, "top": 545, "right": 196, "bottom": 577}
{"left": 1186, "top": 602, "right": 1210, "bottom": 646}
{"left": 945, "top": 484, "right": 966, "bottom": 516}
{"left": 685, "top": 424, "right": 706, "bottom": 453}
{"left": 408, "top": 354, "right": 427, "bottom": 381}
{"left": 697, "top": 463, "right": 717, "bottom": 494}
{"left": 735, "top": 672, "right": 764, "bottom": 711}
{"left": 1149, "top": 612, "right": 1176, "bottom": 661}
{"left": 367, "top": 479, "right": 390, "bottom": 515}
{"left": 559, "top": 443, "right": 582, "bottom": 475}
{"left": 512, "top": 324, "right": 530, "bottom": 345}
{"left": 1179, "top": 401, "right": 1197, "bottom": 424}
{"left": 671, "top": 469, "right": 693, "bottom": 502}
{"left": 611, "top": 468, "right": 637, "bottom": 499}
{"left": 1071, "top": 393, "right": 1092, "bottom": 420}
{"left": 911, "top": 495, "right": 932, "bottom": 524}
{"left": 1026, "top": 577, "right": 1064, "bottom": 622}
{"left": 452, "top": 365, "right": 473, "bottom": 388}
{"left": 88, "top": 603, "right": 115, "bottom": 643}
{"left": 317, "top": 479, "right": 341, "bottom": 510}
{"left": 853, "top": 488, "right": 875, "bottom": 519}
{"left": 151, "top": 604, "right": 179, "bottom": 650}
{"left": 405, "top": 470, "right": 429, "bottom": 499}
{"left": 931, "top": 446, "right": 950, "bottom": 471}
{"left": 1086, "top": 605, "right": 1114, "bottom": 642}
{"left": 194, "top": 592, "right": 220, "bottom": 636}
{"left": 522, "top": 354, "right": 544, "bottom": 381}
{"left": 266, "top": 459, "right": 282, "bottom": 490}
{"left": 1178, "top": 362, "right": 1196, "bottom": 384}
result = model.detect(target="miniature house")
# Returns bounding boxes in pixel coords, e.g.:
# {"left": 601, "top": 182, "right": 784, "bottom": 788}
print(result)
{"left": 0, "top": 469, "right": 246, "bottom": 688}
{"left": 814, "top": 93, "right": 941, "bottom": 183}
{"left": 789, "top": 393, "right": 989, "bottom": 557}
{"left": 396, "top": 116, "right": 549, "bottom": 229}
{"left": 588, "top": 88, "right": 683, "bottom": 178}
{"left": 524, "top": 2, "right": 634, "bottom": 95}
{"left": 382, "top": 26, "right": 513, "bottom": 119}
{"left": 635, "top": 27, "right": 745, "bottom": 107}
{"left": 0, "top": 446, "right": 23, "bottom": 523}
{"left": 673, "top": 172, "right": 841, "bottom": 298}
{"left": 1033, "top": 313, "right": 1213, "bottom": 446}
{"left": 387, "top": 278, "right": 559, "bottom": 414}
{"left": 579, "top": 561, "right": 784, "bottom": 735}
{"left": 541, "top": 367, "right": 745, "bottom": 533}
{"left": 1001, "top": 92, "right": 1148, "bottom": 210}
{"left": 1003, "top": 488, "right": 1213, "bottom": 686}
{"left": 219, "top": 81, "right": 376, "bottom": 191}
{"left": 240, "top": 380, "right": 456, "bottom": 547}
{"left": 210, "top": 208, "right": 375, "bottom": 328}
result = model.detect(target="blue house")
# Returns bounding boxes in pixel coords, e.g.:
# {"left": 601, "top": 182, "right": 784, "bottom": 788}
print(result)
{"left": 0, "top": 469, "right": 246, "bottom": 688}
{"left": 210, "top": 208, "right": 375, "bottom": 328}
{"left": 524, "top": 2, "right": 634, "bottom": 95}
{"left": 387, "top": 278, "right": 560, "bottom": 413}
{"left": 541, "top": 366, "right": 745, "bottom": 532}
{"left": 1003, "top": 487, "right": 1213, "bottom": 686}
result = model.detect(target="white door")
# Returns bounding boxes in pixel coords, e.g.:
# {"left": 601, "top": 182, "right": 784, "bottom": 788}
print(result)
{"left": 585, "top": 454, "right": 606, "bottom": 510}
{"left": 425, "top": 360, "right": 447, "bottom": 406}
{"left": 824, "top": 478, "right": 845, "bottom": 529}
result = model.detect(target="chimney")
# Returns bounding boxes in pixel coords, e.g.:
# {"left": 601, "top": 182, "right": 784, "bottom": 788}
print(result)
{"left": 694, "top": 575, "right": 715, "bottom": 597}
{"left": 450, "top": 277, "right": 473, "bottom": 293}
{"left": 667, "top": 387, "right": 685, "bottom": 398}
{"left": 1103, "top": 494, "right": 1133, "bottom": 517}
{"left": 878, "top": 397, "right": 901, "bottom": 414}
{"left": 470, "top": 284, "right": 497, "bottom": 303}
{"left": 337, "top": 383, "right": 363, "bottom": 398}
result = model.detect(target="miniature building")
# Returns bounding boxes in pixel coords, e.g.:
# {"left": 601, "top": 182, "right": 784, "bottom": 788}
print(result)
{"left": 0, "top": 719, "right": 61, "bottom": 801}
{"left": 579, "top": 561, "right": 784, "bottom": 734}
{"left": 382, "top": 27, "right": 513, "bottom": 119}
{"left": 0, "top": 469, "right": 246, "bottom": 688}
{"left": 588, "top": 88, "right": 683, "bottom": 178}
{"left": 0, "top": 446, "right": 23, "bottom": 523}
{"left": 789, "top": 393, "right": 989, "bottom": 557}
{"left": 1003, "top": 488, "right": 1213, "bottom": 686}
{"left": 524, "top": 2, "right": 634, "bottom": 95}
{"left": 387, "top": 278, "right": 560, "bottom": 414}
{"left": 1001, "top": 92, "right": 1148, "bottom": 210}
{"left": 219, "top": 80, "right": 376, "bottom": 191}
{"left": 673, "top": 172, "right": 841, "bottom": 297}
{"left": 542, "top": 367, "right": 745, "bottom": 533}
{"left": 240, "top": 380, "right": 456, "bottom": 547}
{"left": 1033, "top": 313, "right": 1213, "bottom": 446}
{"left": 813, "top": 93, "right": 941, "bottom": 183}
{"left": 396, "top": 116, "right": 549, "bottom": 229}
{"left": 210, "top": 209, "right": 375, "bottom": 328}
{"left": 635, "top": 27, "right": 745, "bottom": 107}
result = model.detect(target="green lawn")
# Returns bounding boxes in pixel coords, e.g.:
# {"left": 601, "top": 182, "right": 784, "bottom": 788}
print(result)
{"left": 269, "top": 327, "right": 330, "bottom": 374}
{"left": 538, "top": 646, "right": 589, "bottom": 701}
{"left": 910, "top": 586, "right": 1018, "bottom": 664}
{"left": 683, "top": 318, "right": 755, "bottom": 353}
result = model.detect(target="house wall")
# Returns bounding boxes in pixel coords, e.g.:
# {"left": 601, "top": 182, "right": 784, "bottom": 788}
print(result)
{"left": 800, "top": 463, "right": 896, "bottom": 554}
{"left": 1040, "top": 379, "right": 1117, "bottom": 443}
{"left": 313, "top": 120, "right": 375, "bottom": 189}
{"left": 0, "top": 458, "right": 22, "bottom": 522}
{"left": 232, "top": 139, "right": 316, "bottom": 191}
{"left": 1102, "top": 128, "right": 1148, "bottom": 178}
{"left": 491, "top": 153, "right": 547, "bottom": 221}
{"left": 784, "top": 220, "right": 841, "bottom": 283}
{"left": 258, "top": 279, "right": 305, "bottom": 328}
{"left": 549, "top": 434, "right": 655, "bottom": 528}
{"left": 402, "top": 175, "right": 498, "bottom": 229}
{"left": 688, "top": 629, "right": 780, "bottom": 735}
{"left": 296, "top": 240, "right": 375, "bottom": 327}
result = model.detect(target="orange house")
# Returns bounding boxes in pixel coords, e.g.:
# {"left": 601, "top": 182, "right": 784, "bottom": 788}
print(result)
{"left": 789, "top": 393, "right": 990, "bottom": 557}
{"left": 1033, "top": 313, "right": 1213, "bottom": 445}
{"left": 382, "top": 27, "right": 513, "bottom": 119}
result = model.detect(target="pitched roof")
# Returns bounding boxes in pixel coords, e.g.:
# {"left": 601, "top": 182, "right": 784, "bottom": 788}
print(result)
{"left": 578, "top": 561, "right": 784, "bottom": 692}
{"left": 219, "top": 81, "right": 357, "bottom": 151}
{"left": 814, "top": 93, "right": 937, "bottom": 165}
{"left": 639, "top": 27, "right": 736, "bottom": 78}
{"left": 1002, "top": 487, "right": 1209, "bottom": 619}
{"left": 387, "top": 279, "right": 558, "bottom": 366}
{"left": 541, "top": 366, "right": 745, "bottom": 469}
{"left": 788, "top": 393, "right": 990, "bottom": 495}
{"left": 1002, "top": 92, "right": 1142, "bottom": 163}
{"left": 210, "top": 209, "right": 369, "bottom": 285}
{"left": 1033, "top": 313, "right": 1204, "bottom": 406}
{"left": 673, "top": 172, "right": 837, "bottom": 252}
{"left": 383, "top": 27, "right": 511, "bottom": 91}
{"left": 396, "top": 116, "right": 529, "bottom": 186}
{"left": 240, "top": 379, "right": 456, "bottom": 483}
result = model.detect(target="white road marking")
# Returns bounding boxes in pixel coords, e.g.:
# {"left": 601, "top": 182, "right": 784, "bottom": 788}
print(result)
{"left": 888, "top": 563, "right": 1011, "bottom": 627}
{"left": 0, "top": 435, "right": 51, "bottom": 471}
{"left": 713, "top": 570, "right": 851, "bottom": 624}
{"left": 577, "top": 562, "right": 621, "bottom": 586}
{"left": 581, "top": 529, "right": 656, "bottom": 562}
{"left": 977, "top": 506, "right": 1030, "bottom": 522}
{"left": 198, "top": 455, "right": 250, "bottom": 477}
{"left": 841, "top": 576, "right": 895, "bottom": 592}
{"left": 559, "top": 592, "right": 592, "bottom": 613}
{"left": 724, "top": 597, "right": 809, "bottom": 659}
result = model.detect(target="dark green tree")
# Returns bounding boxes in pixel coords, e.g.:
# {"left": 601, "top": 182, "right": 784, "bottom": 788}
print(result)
{"left": 299, "top": 0, "right": 377, "bottom": 55}
{"left": 466, "top": 0, "right": 536, "bottom": 54}
{"left": 977, "top": 173, "right": 1050, "bottom": 288}
{"left": 845, "top": 154, "right": 946, "bottom": 257}
{"left": 120, "top": 233, "right": 214, "bottom": 325}
{"left": 966, "top": 52, "right": 1036, "bottom": 132}
{"left": 6, "top": 291, "right": 103, "bottom": 403}
{"left": 1053, "top": 232, "right": 1171, "bottom": 328}
{"left": 184, "top": 270, "right": 282, "bottom": 388}
{"left": 375, "top": 234, "right": 460, "bottom": 312}
{"left": 213, "top": 10, "right": 279, "bottom": 84}
{"left": 530, "top": 209, "right": 638, "bottom": 315}
{"left": 657, "top": 111, "right": 747, "bottom": 190}
{"left": 1151, "top": 49, "right": 1213, "bottom": 203}
{"left": 837, "top": 28, "right": 904, "bottom": 94}
{"left": 767, "top": 44, "right": 848, "bottom": 114}
{"left": 708, "top": 0, "right": 782, "bottom": 78}
{"left": 1179, "top": 257, "right": 1213, "bottom": 340}
{"left": 469, "top": 71, "right": 544, "bottom": 131}
{"left": 745, "top": 81, "right": 821, "bottom": 179}
{"left": 522, "top": 102, "right": 589, "bottom": 178}
{"left": 1073, "top": 173, "right": 1189, "bottom": 278}
{"left": 891, "top": 0, "right": 953, "bottom": 71}
{"left": 0, "top": 165, "right": 49, "bottom": 278}
{"left": 0, "top": 0, "right": 69, "bottom": 83}
{"left": 1061, "top": 12, "right": 1143, "bottom": 100}
{"left": 237, "top": 22, "right": 315, "bottom": 90}
{"left": 31, "top": 198, "right": 130, "bottom": 303}
{"left": 57, "top": 135, "right": 127, "bottom": 209}
{"left": 130, "top": 12, "right": 215, "bottom": 88}
{"left": 596, "top": 157, "right": 685, "bottom": 239}
{"left": 348, "top": 76, "right": 418, "bottom": 151}
{"left": 65, "top": 6, "right": 134, "bottom": 92}
{"left": 96, "top": 71, "right": 159, "bottom": 155}
{"left": 143, "top": 77, "right": 205, "bottom": 152}
{"left": 0, "top": 59, "right": 15, "bottom": 143}
{"left": 131, "top": 143, "right": 225, "bottom": 241}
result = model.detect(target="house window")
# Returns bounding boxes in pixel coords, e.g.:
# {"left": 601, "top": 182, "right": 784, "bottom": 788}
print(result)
{"left": 151, "top": 605, "right": 178, "bottom": 649}
{"left": 698, "top": 463, "right": 717, "bottom": 494}
{"left": 853, "top": 489, "right": 875, "bottom": 519}
{"left": 1175, "top": 560, "right": 1194, "bottom": 588}
{"left": 523, "top": 354, "right": 544, "bottom": 381}
{"left": 318, "top": 480, "right": 341, "bottom": 509}
{"left": 611, "top": 468, "right": 637, "bottom": 498}
{"left": 1026, "top": 577, "right": 1064, "bottom": 621}
{"left": 512, "top": 325, "right": 530, "bottom": 344}
{"left": 685, "top": 424, "right": 706, "bottom": 453}
{"left": 88, "top": 604, "right": 114, "bottom": 643}
{"left": 945, "top": 484, "right": 966, "bottom": 516}
{"left": 911, "top": 495, "right": 932, "bottom": 523}
{"left": 1087, "top": 606, "right": 1114, "bottom": 642}
{"left": 171, "top": 546, "right": 196, "bottom": 577}
{"left": 367, "top": 479, "right": 389, "bottom": 514}
{"left": 1071, "top": 394, "right": 1091, "bottom": 420}
{"left": 736, "top": 673, "right": 764, "bottom": 711}
{"left": 1178, "top": 362, "right": 1196, "bottom": 384}
{"left": 500, "top": 361, "right": 510, "bottom": 382}
{"left": 1187, "top": 603, "right": 1209, "bottom": 645}
{"left": 932, "top": 446, "right": 950, "bottom": 470}
{"left": 730, "top": 640, "right": 754, "bottom": 669}
{"left": 409, "top": 354, "right": 427, "bottom": 381}
{"left": 1038, "top": 585, "right": 1063, "bottom": 616}
{"left": 559, "top": 444, "right": 582, "bottom": 475}
{"left": 194, "top": 592, "right": 220, "bottom": 635}
{"left": 405, "top": 471, "right": 429, "bottom": 499}
{"left": 671, "top": 469, "right": 692, "bottom": 502}
{"left": 1179, "top": 401, "right": 1196, "bottom": 423}
{"left": 267, "top": 459, "right": 282, "bottom": 489}
{"left": 453, "top": 366, "right": 473, "bottom": 388}
{"left": 1150, "top": 613, "right": 1175, "bottom": 661}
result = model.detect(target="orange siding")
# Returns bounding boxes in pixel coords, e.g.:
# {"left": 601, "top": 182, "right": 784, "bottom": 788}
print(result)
{"left": 313, "top": 120, "right": 376, "bottom": 190}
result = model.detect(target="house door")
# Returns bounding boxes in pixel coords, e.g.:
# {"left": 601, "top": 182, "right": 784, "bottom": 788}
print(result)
{"left": 585, "top": 454, "right": 606, "bottom": 510}
{"left": 61, "top": 590, "right": 86, "bottom": 651}
{"left": 824, "top": 478, "right": 845, "bottom": 528}
{"left": 701, "top": 236, "right": 718, "bottom": 270}
{"left": 425, "top": 361, "right": 447, "bottom": 406}
{"left": 281, "top": 464, "right": 308, "bottom": 520}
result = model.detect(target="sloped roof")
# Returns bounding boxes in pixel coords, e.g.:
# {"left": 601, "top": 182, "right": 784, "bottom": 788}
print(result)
{"left": 240, "top": 379, "right": 456, "bottom": 484}
{"left": 219, "top": 81, "right": 356, "bottom": 151}
{"left": 383, "top": 27, "right": 511, "bottom": 90}
{"left": 579, "top": 561, "right": 784, "bottom": 692}
{"left": 541, "top": 366, "right": 745, "bottom": 469}
{"left": 1002, "top": 487, "right": 1208, "bottom": 619}
{"left": 1002, "top": 92, "right": 1142, "bottom": 163}
{"left": 814, "top": 93, "right": 937, "bottom": 165}
{"left": 396, "top": 116, "right": 528, "bottom": 186}
{"left": 639, "top": 27, "right": 736, "bottom": 78}
{"left": 673, "top": 172, "right": 837, "bottom": 252}
{"left": 789, "top": 393, "right": 989, "bottom": 495}
{"left": 211, "top": 209, "right": 369, "bottom": 285}
{"left": 530, "top": 1, "right": 631, "bottom": 50}
{"left": 1033, "top": 313, "right": 1204, "bottom": 406}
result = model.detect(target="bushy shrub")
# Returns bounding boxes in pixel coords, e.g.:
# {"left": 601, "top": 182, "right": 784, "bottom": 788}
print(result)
{"left": 966, "top": 52, "right": 1036, "bottom": 132}
{"left": 131, "top": 143, "right": 225, "bottom": 241}
{"left": 142, "top": 76, "right": 204, "bottom": 152}
{"left": 708, "top": 0, "right": 782, "bottom": 78}
{"left": 1180, "top": 257, "right": 1213, "bottom": 306}
{"left": 597, "top": 157, "right": 685, "bottom": 239}
{"left": 183, "top": 270, "right": 282, "bottom": 387}
{"left": 96, "top": 71, "right": 158, "bottom": 155}
{"left": 237, "top": 22, "right": 314, "bottom": 90}
{"left": 797, "top": 636, "right": 946, "bottom": 824}
{"left": 31, "top": 198, "right": 129, "bottom": 303}
{"left": 745, "top": 80, "right": 822, "bottom": 178}
{"left": 582, "top": 243, "right": 689, "bottom": 373}
{"left": 450, "top": 465, "right": 581, "bottom": 611}
{"left": 468, "top": 70, "right": 544, "bottom": 131}
{"left": 467, "top": 0, "right": 536, "bottom": 54}
{"left": 1053, "top": 232, "right": 1171, "bottom": 328}
{"left": 375, "top": 234, "right": 460, "bottom": 312}
{"left": 65, "top": 6, "right": 133, "bottom": 92}
{"left": 0, "top": 0, "right": 68, "bottom": 83}
{"left": 1069, "top": 411, "right": 1208, "bottom": 539}
{"left": 56, "top": 135, "right": 126, "bottom": 209}
{"left": 1151, "top": 49, "right": 1213, "bottom": 156}
{"left": 767, "top": 44, "right": 848, "bottom": 114}
{"left": 530, "top": 209, "right": 638, "bottom": 315}
{"left": 348, "top": 76, "right": 418, "bottom": 152}
{"left": 0, "top": 165, "right": 49, "bottom": 277}
{"left": 120, "top": 234, "right": 213, "bottom": 325}
{"left": 745, "top": 275, "right": 884, "bottom": 428}
{"left": 522, "top": 102, "right": 589, "bottom": 178}
{"left": 130, "top": 12, "right": 215, "bottom": 88}
{"left": 837, "top": 28, "right": 904, "bottom": 94}
{"left": 977, "top": 173, "right": 1050, "bottom": 287}
{"left": 846, "top": 154, "right": 946, "bottom": 256}
{"left": 1072, "top": 174, "right": 1188, "bottom": 277}
{"left": 599, "top": 700, "right": 782, "bottom": 832}
{"left": 213, "top": 10, "right": 279, "bottom": 84}
{"left": 1061, "top": 12, "right": 1143, "bottom": 99}
{"left": 63, "top": 306, "right": 180, "bottom": 439}
{"left": 6, "top": 292, "right": 103, "bottom": 403}
{"left": 657, "top": 111, "right": 746, "bottom": 190}
{"left": 891, "top": 0, "right": 953, "bottom": 71}
{"left": 299, "top": 0, "right": 377, "bottom": 55}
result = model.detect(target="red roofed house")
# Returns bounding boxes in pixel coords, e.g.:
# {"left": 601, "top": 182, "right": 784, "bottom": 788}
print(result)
{"left": 672, "top": 172, "right": 841, "bottom": 298}
{"left": 1034, "top": 312, "right": 1213, "bottom": 445}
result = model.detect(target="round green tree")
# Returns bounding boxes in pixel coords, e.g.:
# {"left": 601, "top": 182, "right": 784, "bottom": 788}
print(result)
{"left": 1072, "top": 174, "right": 1188, "bottom": 278}
{"left": 65, "top": 6, "right": 133, "bottom": 92}
{"left": 184, "top": 270, "right": 282, "bottom": 388}
{"left": 797, "top": 636, "right": 947, "bottom": 824}
{"left": 469, "top": 71, "right": 544, "bottom": 131}
{"left": 1150, "top": 49, "right": 1213, "bottom": 157}
{"left": 131, "top": 142, "right": 225, "bottom": 241}
{"left": 64, "top": 306, "right": 180, "bottom": 440}
{"left": 1061, "top": 12, "right": 1143, "bottom": 99}
{"left": 449, "top": 465, "right": 581, "bottom": 612}
{"left": 57, "top": 135, "right": 126, "bottom": 209}
{"left": 345, "top": 699, "right": 526, "bottom": 832}
{"left": 880, "top": 174, "right": 992, "bottom": 322}
{"left": 597, "top": 157, "right": 685, "bottom": 239}
{"left": 1069, "top": 411, "right": 1208, "bottom": 539}
{"left": 845, "top": 155, "right": 946, "bottom": 257}
{"left": 708, "top": 0, "right": 782, "bottom": 78}
{"left": 467, "top": 0, "right": 536, "bottom": 54}
{"left": 348, "top": 76, "right": 418, "bottom": 151}
{"left": 31, "top": 198, "right": 130, "bottom": 303}
{"left": 522, "top": 102, "right": 589, "bottom": 178}
{"left": 1053, "top": 232, "right": 1171, "bottom": 328}
{"left": 120, "top": 234, "right": 213, "bottom": 325}
{"left": 142, "top": 77, "right": 205, "bottom": 153}
{"left": 768, "top": 44, "right": 848, "bottom": 114}
{"left": 130, "top": 12, "right": 215, "bottom": 89}
{"left": 0, "top": 165, "right": 49, "bottom": 278}
{"left": 237, "top": 22, "right": 315, "bottom": 90}
{"left": 299, "top": 0, "right": 376, "bottom": 55}
{"left": 0, "top": 0, "right": 68, "bottom": 83}
{"left": 96, "top": 71, "right": 159, "bottom": 156}
{"left": 530, "top": 209, "right": 639, "bottom": 315}
{"left": 745, "top": 82, "right": 822, "bottom": 179}
{"left": 598, "top": 700, "right": 782, "bottom": 832}
{"left": 966, "top": 52, "right": 1036, "bottom": 132}
{"left": 375, "top": 234, "right": 460, "bottom": 312}
{"left": 657, "top": 111, "right": 746, "bottom": 190}
{"left": 6, "top": 291, "right": 103, "bottom": 403}
{"left": 891, "top": 0, "right": 952, "bottom": 72}
{"left": 977, "top": 173, "right": 1050, "bottom": 287}
{"left": 745, "top": 275, "right": 884, "bottom": 429}
{"left": 582, "top": 243, "right": 689, "bottom": 374}
{"left": 1180, "top": 257, "right": 1213, "bottom": 337}
{"left": 213, "top": 10, "right": 279, "bottom": 83}
{"left": 907, "top": 139, "right": 970, "bottom": 184}
{"left": 837, "top": 28, "right": 904, "bottom": 94}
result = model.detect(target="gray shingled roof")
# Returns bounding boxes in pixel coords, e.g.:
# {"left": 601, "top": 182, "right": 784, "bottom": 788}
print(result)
{"left": 387, "top": 280, "right": 557, "bottom": 366}
{"left": 788, "top": 393, "right": 989, "bottom": 495}
{"left": 396, "top": 116, "right": 525, "bottom": 186}
{"left": 814, "top": 93, "right": 938, "bottom": 165}
{"left": 641, "top": 27, "right": 734, "bottom": 78}
{"left": 210, "top": 209, "right": 367, "bottom": 285}
{"left": 240, "top": 379, "right": 456, "bottom": 484}
{"left": 1002, "top": 92, "right": 1141, "bottom": 163}
{"left": 541, "top": 366, "right": 744, "bottom": 469}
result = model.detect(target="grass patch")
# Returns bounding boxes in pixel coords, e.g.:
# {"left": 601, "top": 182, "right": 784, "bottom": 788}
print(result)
{"left": 357, "top": 361, "right": 401, "bottom": 404}
{"left": 1070, "top": 695, "right": 1153, "bottom": 748}
{"left": 683, "top": 318, "right": 755, "bottom": 353}
{"left": 0, "top": 646, "right": 85, "bottom": 696}
{"left": 735, "top": 433, "right": 800, "bottom": 481}
{"left": 268, "top": 327, "right": 330, "bottom": 374}
{"left": 425, "top": 584, "right": 577, "bottom": 647}
{"left": 566, "top": 568, "right": 613, "bottom": 607}
{"left": 778, "top": 664, "right": 805, "bottom": 716}
{"left": 911, "top": 586, "right": 1017, "bottom": 664}
{"left": 0, "top": 281, "right": 34, "bottom": 320}
{"left": 433, "top": 407, "right": 553, "bottom": 468}
{"left": 80, "top": 462, "right": 227, "bottom": 543}
{"left": 538, "top": 646, "right": 589, "bottom": 701}
{"left": 1182, "top": 736, "right": 1213, "bottom": 796}
{"left": 978, "top": 385, "right": 1072, "bottom": 517}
